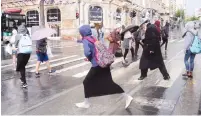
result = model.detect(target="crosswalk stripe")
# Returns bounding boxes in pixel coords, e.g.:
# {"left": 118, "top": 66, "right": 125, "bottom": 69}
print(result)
{"left": 169, "top": 39, "right": 176, "bottom": 43}
{"left": 29, "top": 57, "right": 85, "bottom": 72}
{"left": 26, "top": 55, "right": 78, "bottom": 68}
{"left": 72, "top": 57, "right": 123, "bottom": 78}
{"left": 57, "top": 62, "right": 90, "bottom": 74}
{"left": 50, "top": 45, "right": 80, "bottom": 48}
{"left": 1, "top": 55, "right": 59, "bottom": 69}
{"left": 156, "top": 64, "right": 184, "bottom": 88}
{"left": 73, "top": 70, "right": 89, "bottom": 78}
{"left": 178, "top": 39, "right": 184, "bottom": 42}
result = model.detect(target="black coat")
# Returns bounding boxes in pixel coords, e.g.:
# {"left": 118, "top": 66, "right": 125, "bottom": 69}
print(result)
{"left": 139, "top": 24, "right": 164, "bottom": 70}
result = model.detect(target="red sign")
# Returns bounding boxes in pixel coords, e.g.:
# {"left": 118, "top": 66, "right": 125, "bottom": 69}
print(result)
{"left": 4, "top": 8, "right": 22, "bottom": 13}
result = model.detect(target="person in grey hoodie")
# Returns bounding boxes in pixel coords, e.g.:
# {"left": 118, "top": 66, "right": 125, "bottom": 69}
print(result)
{"left": 14, "top": 21, "right": 31, "bottom": 88}
{"left": 182, "top": 21, "right": 200, "bottom": 78}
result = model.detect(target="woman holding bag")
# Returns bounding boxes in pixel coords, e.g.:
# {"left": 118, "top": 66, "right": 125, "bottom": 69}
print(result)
{"left": 35, "top": 38, "right": 56, "bottom": 77}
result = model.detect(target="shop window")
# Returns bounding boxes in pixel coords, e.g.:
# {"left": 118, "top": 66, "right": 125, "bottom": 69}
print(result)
{"left": 89, "top": 6, "right": 103, "bottom": 23}
{"left": 47, "top": 8, "right": 61, "bottom": 22}
{"left": 26, "top": 10, "right": 39, "bottom": 27}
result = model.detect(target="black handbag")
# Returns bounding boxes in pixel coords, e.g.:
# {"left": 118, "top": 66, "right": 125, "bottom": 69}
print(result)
{"left": 115, "top": 47, "right": 123, "bottom": 57}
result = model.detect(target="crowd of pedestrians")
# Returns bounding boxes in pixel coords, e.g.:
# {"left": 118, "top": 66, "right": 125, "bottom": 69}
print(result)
{"left": 4, "top": 19, "right": 201, "bottom": 109}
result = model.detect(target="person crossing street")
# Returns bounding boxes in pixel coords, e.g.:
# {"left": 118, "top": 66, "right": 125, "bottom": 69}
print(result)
{"left": 75, "top": 25, "right": 133, "bottom": 109}
{"left": 161, "top": 22, "right": 170, "bottom": 51}
{"left": 139, "top": 23, "right": 170, "bottom": 80}
{"left": 35, "top": 38, "right": 56, "bottom": 77}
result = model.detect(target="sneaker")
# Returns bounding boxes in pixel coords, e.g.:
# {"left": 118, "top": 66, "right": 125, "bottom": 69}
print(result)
{"left": 188, "top": 72, "right": 193, "bottom": 78}
{"left": 125, "top": 95, "right": 133, "bottom": 109}
{"left": 75, "top": 102, "right": 90, "bottom": 108}
{"left": 49, "top": 70, "right": 56, "bottom": 74}
{"left": 182, "top": 71, "right": 189, "bottom": 77}
{"left": 35, "top": 73, "right": 40, "bottom": 78}
{"left": 22, "top": 83, "right": 28, "bottom": 88}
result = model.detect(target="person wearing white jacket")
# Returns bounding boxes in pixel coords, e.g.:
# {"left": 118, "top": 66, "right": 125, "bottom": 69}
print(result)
{"left": 10, "top": 28, "right": 18, "bottom": 70}
{"left": 122, "top": 30, "right": 134, "bottom": 63}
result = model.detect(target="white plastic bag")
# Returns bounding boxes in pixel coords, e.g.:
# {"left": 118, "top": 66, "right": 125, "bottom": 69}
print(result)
{"left": 5, "top": 44, "right": 12, "bottom": 55}
{"left": 47, "top": 45, "right": 53, "bottom": 58}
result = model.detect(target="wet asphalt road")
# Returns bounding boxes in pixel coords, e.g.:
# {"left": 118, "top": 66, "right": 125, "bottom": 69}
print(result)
{"left": 1, "top": 31, "right": 201, "bottom": 115}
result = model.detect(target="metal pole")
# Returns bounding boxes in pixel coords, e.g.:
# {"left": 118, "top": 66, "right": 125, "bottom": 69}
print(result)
{"left": 39, "top": 0, "right": 45, "bottom": 28}
{"left": 78, "top": 0, "right": 81, "bottom": 26}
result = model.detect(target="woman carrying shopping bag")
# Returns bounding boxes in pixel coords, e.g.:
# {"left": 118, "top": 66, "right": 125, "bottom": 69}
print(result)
{"left": 75, "top": 25, "right": 133, "bottom": 109}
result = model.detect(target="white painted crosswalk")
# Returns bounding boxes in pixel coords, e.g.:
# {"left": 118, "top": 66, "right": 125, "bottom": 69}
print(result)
{"left": 29, "top": 57, "right": 86, "bottom": 72}
{"left": 1, "top": 43, "right": 187, "bottom": 90}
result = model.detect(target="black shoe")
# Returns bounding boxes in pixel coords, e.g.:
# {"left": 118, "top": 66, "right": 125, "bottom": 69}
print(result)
{"left": 35, "top": 73, "right": 40, "bottom": 78}
{"left": 164, "top": 75, "right": 170, "bottom": 80}
{"left": 138, "top": 76, "right": 146, "bottom": 80}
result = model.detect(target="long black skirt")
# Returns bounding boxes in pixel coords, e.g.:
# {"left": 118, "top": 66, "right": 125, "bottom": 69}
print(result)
{"left": 83, "top": 66, "right": 124, "bottom": 98}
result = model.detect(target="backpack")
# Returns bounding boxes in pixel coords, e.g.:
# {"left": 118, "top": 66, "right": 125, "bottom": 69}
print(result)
{"left": 84, "top": 37, "right": 114, "bottom": 68}
{"left": 18, "top": 34, "right": 32, "bottom": 54}
{"left": 189, "top": 32, "right": 201, "bottom": 54}
{"left": 37, "top": 39, "right": 47, "bottom": 53}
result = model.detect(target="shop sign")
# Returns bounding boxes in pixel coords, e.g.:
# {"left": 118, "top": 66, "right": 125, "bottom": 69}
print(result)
{"left": 89, "top": 6, "right": 103, "bottom": 22}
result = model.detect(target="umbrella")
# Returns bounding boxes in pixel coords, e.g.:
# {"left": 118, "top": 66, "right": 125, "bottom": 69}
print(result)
{"left": 31, "top": 28, "right": 57, "bottom": 40}
{"left": 121, "top": 25, "right": 139, "bottom": 35}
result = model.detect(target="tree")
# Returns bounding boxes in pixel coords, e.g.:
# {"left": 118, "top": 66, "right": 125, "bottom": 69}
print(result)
{"left": 186, "top": 16, "right": 199, "bottom": 21}
{"left": 175, "top": 9, "right": 185, "bottom": 19}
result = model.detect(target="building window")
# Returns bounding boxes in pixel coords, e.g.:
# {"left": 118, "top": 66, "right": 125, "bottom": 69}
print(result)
{"left": 26, "top": 10, "right": 39, "bottom": 27}
{"left": 116, "top": 8, "right": 122, "bottom": 23}
{"left": 47, "top": 8, "right": 61, "bottom": 22}
{"left": 89, "top": 6, "right": 103, "bottom": 24}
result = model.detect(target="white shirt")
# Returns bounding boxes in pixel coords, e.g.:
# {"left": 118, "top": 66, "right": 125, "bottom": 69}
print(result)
{"left": 124, "top": 31, "right": 132, "bottom": 39}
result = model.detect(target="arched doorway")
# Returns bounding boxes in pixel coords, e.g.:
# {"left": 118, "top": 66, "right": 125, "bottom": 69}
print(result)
{"left": 47, "top": 8, "right": 61, "bottom": 37}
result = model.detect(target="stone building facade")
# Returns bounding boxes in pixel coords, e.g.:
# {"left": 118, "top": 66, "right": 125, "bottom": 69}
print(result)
{"left": 2, "top": 0, "right": 170, "bottom": 39}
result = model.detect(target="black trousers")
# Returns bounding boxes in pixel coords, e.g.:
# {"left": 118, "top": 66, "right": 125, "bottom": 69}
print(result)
{"left": 135, "top": 41, "right": 143, "bottom": 56}
{"left": 161, "top": 39, "right": 168, "bottom": 50}
{"left": 16, "top": 53, "right": 30, "bottom": 84}
{"left": 124, "top": 47, "right": 134, "bottom": 60}
{"left": 141, "top": 64, "right": 169, "bottom": 78}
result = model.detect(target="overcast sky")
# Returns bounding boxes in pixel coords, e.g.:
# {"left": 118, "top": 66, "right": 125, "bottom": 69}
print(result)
{"left": 186, "top": 0, "right": 201, "bottom": 16}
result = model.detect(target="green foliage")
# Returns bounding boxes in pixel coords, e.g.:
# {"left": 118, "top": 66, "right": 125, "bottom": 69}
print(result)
{"left": 186, "top": 16, "right": 200, "bottom": 21}
{"left": 175, "top": 9, "right": 185, "bottom": 19}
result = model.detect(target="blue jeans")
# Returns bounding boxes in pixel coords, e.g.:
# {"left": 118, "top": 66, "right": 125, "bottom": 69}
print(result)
{"left": 184, "top": 50, "right": 196, "bottom": 71}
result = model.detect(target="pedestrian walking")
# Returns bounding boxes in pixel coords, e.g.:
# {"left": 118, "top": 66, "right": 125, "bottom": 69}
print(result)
{"left": 35, "top": 38, "right": 56, "bottom": 77}
{"left": 133, "top": 24, "right": 146, "bottom": 59}
{"left": 139, "top": 23, "right": 170, "bottom": 80}
{"left": 10, "top": 28, "right": 18, "bottom": 70}
{"left": 98, "top": 23, "right": 105, "bottom": 44}
{"left": 106, "top": 23, "right": 122, "bottom": 54}
{"left": 14, "top": 22, "right": 32, "bottom": 88}
{"left": 161, "top": 22, "right": 170, "bottom": 51}
{"left": 122, "top": 26, "right": 134, "bottom": 63}
{"left": 90, "top": 23, "right": 98, "bottom": 39}
{"left": 76, "top": 25, "right": 133, "bottom": 109}
{"left": 182, "top": 21, "right": 201, "bottom": 78}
